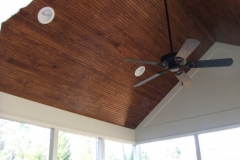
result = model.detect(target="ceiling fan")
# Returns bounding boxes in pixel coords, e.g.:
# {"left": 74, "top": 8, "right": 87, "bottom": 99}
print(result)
{"left": 124, "top": 0, "right": 233, "bottom": 88}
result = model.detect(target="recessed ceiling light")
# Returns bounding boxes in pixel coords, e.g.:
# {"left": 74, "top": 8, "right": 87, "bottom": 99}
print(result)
{"left": 38, "top": 7, "right": 55, "bottom": 24}
{"left": 135, "top": 66, "right": 145, "bottom": 77}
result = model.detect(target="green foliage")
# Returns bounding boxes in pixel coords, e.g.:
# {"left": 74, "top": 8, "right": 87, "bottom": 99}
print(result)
{"left": 166, "top": 146, "right": 181, "bottom": 159}
{"left": 57, "top": 132, "right": 71, "bottom": 160}
{"left": 140, "top": 151, "right": 149, "bottom": 160}
{"left": 128, "top": 152, "right": 134, "bottom": 160}
{"left": 33, "top": 151, "right": 46, "bottom": 160}
{"left": 0, "top": 119, "right": 49, "bottom": 160}
{"left": 79, "top": 139, "right": 92, "bottom": 160}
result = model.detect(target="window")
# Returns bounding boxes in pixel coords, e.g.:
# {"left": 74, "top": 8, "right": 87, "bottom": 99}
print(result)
{"left": 57, "top": 131, "right": 98, "bottom": 160}
{"left": 139, "top": 136, "right": 197, "bottom": 160}
{"left": 199, "top": 127, "right": 240, "bottom": 160}
{"left": 105, "top": 140, "right": 133, "bottom": 160}
{"left": 0, "top": 118, "right": 51, "bottom": 160}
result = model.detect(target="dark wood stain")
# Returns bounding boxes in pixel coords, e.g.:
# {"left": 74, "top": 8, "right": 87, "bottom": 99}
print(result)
{"left": 1, "top": 0, "right": 240, "bottom": 129}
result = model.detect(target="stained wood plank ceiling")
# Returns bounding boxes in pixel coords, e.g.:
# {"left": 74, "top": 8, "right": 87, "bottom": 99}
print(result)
{"left": 1, "top": 0, "right": 240, "bottom": 129}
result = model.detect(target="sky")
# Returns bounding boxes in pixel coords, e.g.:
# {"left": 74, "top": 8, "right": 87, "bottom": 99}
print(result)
{"left": 0, "top": 0, "right": 32, "bottom": 30}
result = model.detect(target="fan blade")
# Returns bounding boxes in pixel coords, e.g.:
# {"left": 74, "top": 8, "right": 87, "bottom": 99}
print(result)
{"left": 124, "top": 58, "right": 161, "bottom": 65}
{"left": 176, "top": 39, "right": 200, "bottom": 60}
{"left": 188, "top": 58, "right": 233, "bottom": 68}
{"left": 175, "top": 71, "right": 193, "bottom": 88}
{"left": 133, "top": 70, "right": 166, "bottom": 87}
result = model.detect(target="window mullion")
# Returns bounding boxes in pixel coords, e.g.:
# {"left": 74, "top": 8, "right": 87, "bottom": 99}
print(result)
{"left": 133, "top": 145, "right": 140, "bottom": 160}
{"left": 98, "top": 138, "right": 105, "bottom": 160}
{"left": 194, "top": 134, "right": 202, "bottom": 160}
{"left": 49, "top": 128, "right": 59, "bottom": 160}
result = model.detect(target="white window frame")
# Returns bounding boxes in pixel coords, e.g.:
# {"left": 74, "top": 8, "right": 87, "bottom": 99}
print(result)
{"left": 1, "top": 115, "right": 240, "bottom": 160}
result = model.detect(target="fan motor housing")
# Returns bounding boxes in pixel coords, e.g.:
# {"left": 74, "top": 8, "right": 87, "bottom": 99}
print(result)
{"left": 161, "top": 52, "right": 182, "bottom": 71}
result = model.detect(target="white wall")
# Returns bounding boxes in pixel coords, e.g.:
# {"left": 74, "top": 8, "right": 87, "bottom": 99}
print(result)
{"left": 0, "top": 92, "right": 135, "bottom": 144}
{"left": 136, "top": 42, "right": 240, "bottom": 143}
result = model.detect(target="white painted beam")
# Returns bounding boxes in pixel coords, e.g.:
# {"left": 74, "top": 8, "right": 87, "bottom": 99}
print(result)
{"left": 0, "top": 91, "right": 135, "bottom": 143}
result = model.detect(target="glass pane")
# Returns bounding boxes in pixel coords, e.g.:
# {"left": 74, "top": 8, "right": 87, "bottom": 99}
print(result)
{"left": 139, "top": 136, "right": 197, "bottom": 160}
{"left": 57, "top": 131, "right": 98, "bottom": 160}
{"left": 0, "top": 118, "right": 50, "bottom": 160}
{"left": 105, "top": 140, "right": 133, "bottom": 160}
{"left": 199, "top": 127, "right": 240, "bottom": 160}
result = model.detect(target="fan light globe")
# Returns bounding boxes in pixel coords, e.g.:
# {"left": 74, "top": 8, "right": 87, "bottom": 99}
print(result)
{"left": 135, "top": 66, "right": 145, "bottom": 77}
{"left": 38, "top": 7, "right": 55, "bottom": 24}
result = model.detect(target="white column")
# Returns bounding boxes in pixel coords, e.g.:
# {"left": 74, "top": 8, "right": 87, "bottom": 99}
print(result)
{"left": 49, "top": 128, "right": 59, "bottom": 160}
{"left": 98, "top": 138, "right": 105, "bottom": 160}
{"left": 194, "top": 134, "right": 202, "bottom": 160}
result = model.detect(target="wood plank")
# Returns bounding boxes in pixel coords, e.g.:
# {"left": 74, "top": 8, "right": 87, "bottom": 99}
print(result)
{"left": 0, "top": 0, "right": 239, "bottom": 128}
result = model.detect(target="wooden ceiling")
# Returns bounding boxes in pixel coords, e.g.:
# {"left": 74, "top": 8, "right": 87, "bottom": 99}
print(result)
{"left": 1, "top": 0, "right": 240, "bottom": 129}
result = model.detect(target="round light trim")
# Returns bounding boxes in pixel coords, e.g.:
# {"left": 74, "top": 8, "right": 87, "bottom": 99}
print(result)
{"left": 135, "top": 66, "right": 145, "bottom": 77}
{"left": 38, "top": 7, "right": 55, "bottom": 24}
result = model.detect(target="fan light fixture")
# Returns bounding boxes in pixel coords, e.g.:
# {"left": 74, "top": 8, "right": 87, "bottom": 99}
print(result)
{"left": 38, "top": 7, "right": 55, "bottom": 24}
{"left": 123, "top": 0, "right": 233, "bottom": 88}
{"left": 135, "top": 66, "right": 145, "bottom": 77}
